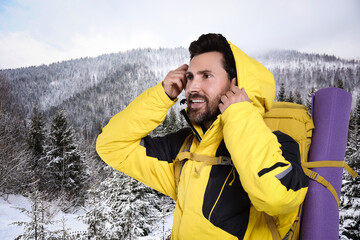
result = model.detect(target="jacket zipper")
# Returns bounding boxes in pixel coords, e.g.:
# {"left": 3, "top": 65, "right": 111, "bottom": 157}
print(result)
{"left": 208, "top": 167, "right": 235, "bottom": 221}
{"left": 180, "top": 109, "right": 202, "bottom": 142}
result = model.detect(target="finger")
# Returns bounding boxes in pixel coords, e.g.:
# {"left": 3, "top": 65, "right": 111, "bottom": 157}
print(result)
{"left": 219, "top": 101, "right": 229, "bottom": 113}
{"left": 177, "top": 64, "right": 188, "bottom": 71}
{"left": 225, "top": 90, "right": 234, "bottom": 98}
{"left": 180, "top": 75, "right": 187, "bottom": 89}
{"left": 220, "top": 95, "right": 228, "bottom": 103}
{"left": 172, "top": 79, "right": 184, "bottom": 92}
{"left": 230, "top": 83, "right": 240, "bottom": 94}
{"left": 240, "top": 88, "right": 248, "bottom": 95}
{"left": 170, "top": 72, "right": 186, "bottom": 79}
{"left": 231, "top": 78, "right": 237, "bottom": 86}
{"left": 174, "top": 75, "right": 186, "bottom": 90}
{"left": 166, "top": 73, "right": 185, "bottom": 86}
{"left": 219, "top": 102, "right": 224, "bottom": 113}
{"left": 240, "top": 88, "right": 251, "bottom": 102}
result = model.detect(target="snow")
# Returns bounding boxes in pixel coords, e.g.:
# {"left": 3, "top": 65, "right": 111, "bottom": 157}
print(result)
{"left": 137, "top": 214, "right": 174, "bottom": 240}
{"left": 0, "top": 194, "right": 87, "bottom": 240}
{"left": 0, "top": 194, "right": 174, "bottom": 240}
{"left": 0, "top": 195, "right": 30, "bottom": 240}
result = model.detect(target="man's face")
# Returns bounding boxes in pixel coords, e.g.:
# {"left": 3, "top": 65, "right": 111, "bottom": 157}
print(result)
{"left": 185, "top": 51, "right": 232, "bottom": 128}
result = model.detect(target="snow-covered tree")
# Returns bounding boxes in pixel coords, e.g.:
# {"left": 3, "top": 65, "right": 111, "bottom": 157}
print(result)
{"left": 340, "top": 97, "right": 360, "bottom": 239}
{"left": 159, "top": 193, "right": 175, "bottom": 239}
{"left": 80, "top": 183, "right": 108, "bottom": 239}
{"left": 294, "top": 90, "right": 303, "bottom": 105}
{"left": 52, "top": 215, "right": 72, "bottom": 240}
{"left": 277, "top": 83, "right": 286, "bottom": 102}
{"left": 167, "top": 107, "right": 178, "bottom": 133}
{"left": 43, "top": 110, "right": 87, "bottom": 205}
{"left": 286, "top": 90, "right": 295, "bottom": 103}
{"left": 12, "top": 183, "right": 55, "bottom": 240}
{"left": 79, "top": 138, "right": 110, "bottom": 239}
{"left": 305, "top": 86, "right": 316, "bottom": 113}
{"left": 0, "top": 76, "right": 30, "bottom": 195}
{"left": 101, "top": 171, "right": 161, "bottom": 239}
{"left": 27, "top": 106, "right": 47, "bottom": 191}
{"left": 335, "top": 79, "right": 345, "bottom": 89}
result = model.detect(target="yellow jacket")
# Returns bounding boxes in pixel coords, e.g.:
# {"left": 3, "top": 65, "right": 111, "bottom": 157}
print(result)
{"left": 96, "top": 41, "right": 308, "bottom": 239}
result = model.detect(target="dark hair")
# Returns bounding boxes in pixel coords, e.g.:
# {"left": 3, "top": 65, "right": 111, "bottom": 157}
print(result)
{"left": 189, "top": 33, "right": 237, "bottom": 80}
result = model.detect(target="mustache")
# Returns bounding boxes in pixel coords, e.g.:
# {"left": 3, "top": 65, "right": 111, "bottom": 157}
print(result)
{"left": 187, "top": 93, "right": 208, "bottom": 102}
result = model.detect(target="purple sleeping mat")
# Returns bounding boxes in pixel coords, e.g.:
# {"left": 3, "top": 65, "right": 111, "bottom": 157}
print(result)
{"left": 300, "top": 87, "right": 352, "bottom": 240}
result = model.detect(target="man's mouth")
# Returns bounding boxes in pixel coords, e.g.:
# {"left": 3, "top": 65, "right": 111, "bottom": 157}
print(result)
{"left": 189, "top": 98, "right": 206, "bottom": 109}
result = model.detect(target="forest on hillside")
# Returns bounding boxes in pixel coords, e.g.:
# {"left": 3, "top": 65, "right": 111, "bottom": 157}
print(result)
{"left": 0, "top": 48, "right": 359, "bottom": 239}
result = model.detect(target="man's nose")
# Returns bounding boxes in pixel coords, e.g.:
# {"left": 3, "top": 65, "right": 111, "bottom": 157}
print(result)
{"left": 186, "top": 76, "right": 202, "bottom": 93}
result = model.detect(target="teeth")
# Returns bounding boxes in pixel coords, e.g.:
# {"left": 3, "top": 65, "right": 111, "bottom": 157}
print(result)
{"left": 192, "top": 99, "right": 205, "bottom": 103}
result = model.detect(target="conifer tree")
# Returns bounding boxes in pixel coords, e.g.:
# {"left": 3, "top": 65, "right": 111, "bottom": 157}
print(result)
{"left": 305, "top": 87, "right": 316, "bottom": 113}
{"left": 167, "top": 108, "right": 178, "bottom": 133}
{"left": 12, "top": 183, "right": 55, "bottom": 240}
{"left": 53, "top": 215, "right": 72, "bottom": 240}
{"left": 277, "top": 83, "right": 286, "bottom": 102}
{"left": 81, "top": 184, "right": 108, "bottom": 239}
{"left": 0, "top": 112, "right": 30, "bottom": 194}
{"left": 43, "top": 110, "right": 87, "bottom": 204}
{"left": 101, "top": 171, "right": 161, "bottom": 239}
{"left": 340, "top": 97, "right": 360, "bottom": 239}
{"left": 335, "top": 79, "right": 345, "bottom": 89}
{"left": 28, "top": 106, "right": 47, "bottom": 191}
{"left": 80, "top": 138, "right": 110, "bottom": 239}
{"left": 0, "top": 75, "right": 30, "bottom": 194}
{"left": 286, "top": 91, "right": 295, "bottom": 103}
{"left": 294, "top": 90, "right": 303, "bottom": 105}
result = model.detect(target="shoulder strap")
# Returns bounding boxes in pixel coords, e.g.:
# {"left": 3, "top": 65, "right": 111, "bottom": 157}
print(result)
{"left": 265, "top": 213, "right": 281, "bottom": 240}
{"left": 174, "top": 134, "right": 194, "bottom": 196}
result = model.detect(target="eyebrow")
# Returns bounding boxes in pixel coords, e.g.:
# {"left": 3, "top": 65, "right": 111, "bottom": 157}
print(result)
{"left": 186, "top": 70, "right": 212, "bottom": 76}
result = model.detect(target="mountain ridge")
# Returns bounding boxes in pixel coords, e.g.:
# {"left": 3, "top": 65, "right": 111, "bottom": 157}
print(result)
{"left": 1, "top": 47, "right": 359, "bottom": 138}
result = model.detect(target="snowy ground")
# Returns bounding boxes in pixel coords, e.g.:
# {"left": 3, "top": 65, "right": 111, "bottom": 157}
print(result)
{"left": 0, "top": 194, "right": 87, "bottom": 239}
{"left": 0, "top": 194, "right": 173, "bottom": 240}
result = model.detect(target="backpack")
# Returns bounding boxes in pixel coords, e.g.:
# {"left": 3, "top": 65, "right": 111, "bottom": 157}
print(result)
{"left": 174, "top": 101, "right": 358, "bottom": 239}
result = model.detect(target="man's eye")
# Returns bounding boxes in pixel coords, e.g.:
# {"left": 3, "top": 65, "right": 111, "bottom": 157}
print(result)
{"left": 204, "top": 74, "right": 211, "bottom": 79}
{"left": 186, "top": 76, "right": 193, "bottom": 81}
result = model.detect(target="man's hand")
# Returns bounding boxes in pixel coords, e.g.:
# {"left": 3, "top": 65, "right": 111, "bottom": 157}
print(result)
{"left": 162, "top": 64, "right": 188, "bottom": 99}
{"left": 219, "top": 78, "right": 250, "bottom": 113}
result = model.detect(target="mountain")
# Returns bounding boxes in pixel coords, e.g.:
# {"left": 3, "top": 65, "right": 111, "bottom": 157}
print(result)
{"left": 1, "top": 48, "right": 359, "bottom": 138}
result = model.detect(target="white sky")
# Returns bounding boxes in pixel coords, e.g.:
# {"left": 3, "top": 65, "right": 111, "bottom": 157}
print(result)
{"left": 0, "top": 0, "right": 359, "bottom": 69}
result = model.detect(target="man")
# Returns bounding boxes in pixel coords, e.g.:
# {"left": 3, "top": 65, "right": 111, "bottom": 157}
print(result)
{"left": 96, "top": 33, "right": 308, "bottom": 239}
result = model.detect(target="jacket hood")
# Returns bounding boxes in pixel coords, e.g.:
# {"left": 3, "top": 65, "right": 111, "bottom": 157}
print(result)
{"left": 228, "top": 41, "right": 276, "bottom": 115}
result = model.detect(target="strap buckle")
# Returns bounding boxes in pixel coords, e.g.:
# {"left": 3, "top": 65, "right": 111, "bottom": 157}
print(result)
{"left": 218, "top": 156, "right": 233, "bottom": 166}
{"left": 308, "top": 170, "right": 319, "bottom": 180}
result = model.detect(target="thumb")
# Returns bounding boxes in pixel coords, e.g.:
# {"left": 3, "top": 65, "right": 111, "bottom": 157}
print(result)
{"left": 231, "top": 78, "right": 237, "bottom": 86}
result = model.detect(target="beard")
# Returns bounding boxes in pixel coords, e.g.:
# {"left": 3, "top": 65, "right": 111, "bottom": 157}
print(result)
{"left": 187, "top": 93, "right": 221, "bottom": 126}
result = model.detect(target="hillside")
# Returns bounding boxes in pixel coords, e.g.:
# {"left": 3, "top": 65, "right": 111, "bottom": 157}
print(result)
{"left": 1, "top": 47, "right": 359, "bottom": 138}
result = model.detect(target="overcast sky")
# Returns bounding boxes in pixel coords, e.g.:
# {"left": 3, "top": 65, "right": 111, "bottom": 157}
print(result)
{"left": 0, "top": 0, "right": 359, "bottom": 69}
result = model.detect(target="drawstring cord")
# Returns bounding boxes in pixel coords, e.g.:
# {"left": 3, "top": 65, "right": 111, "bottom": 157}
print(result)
{"left": 229, "top": 167, "right": 236, "bottom": 186}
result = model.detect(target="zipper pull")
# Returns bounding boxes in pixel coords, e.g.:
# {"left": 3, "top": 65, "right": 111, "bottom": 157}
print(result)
{"left": 229, "top": 168, "right": 236, "bottom": 186}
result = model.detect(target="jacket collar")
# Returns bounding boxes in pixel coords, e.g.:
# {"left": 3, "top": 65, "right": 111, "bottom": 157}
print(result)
{"left": 180, "top": 109, "right": 223, "bottom": 145}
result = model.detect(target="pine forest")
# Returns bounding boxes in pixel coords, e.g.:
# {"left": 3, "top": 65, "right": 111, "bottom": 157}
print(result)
{"left": 0, "top": 47, "right": 359, "bottom": 239}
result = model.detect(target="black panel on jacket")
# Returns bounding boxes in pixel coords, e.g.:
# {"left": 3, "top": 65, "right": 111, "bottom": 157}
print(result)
{"left": 142, "top": 128, "right": 192, "bottom": 163}
{"left": 203, "top": 140, "right": 250, "bottom": 239}
{"left": 258, "top": 162, "right": 289, "bottom": 177}
{"left": 272, "top": 131, "right": 309, "bottom": 191}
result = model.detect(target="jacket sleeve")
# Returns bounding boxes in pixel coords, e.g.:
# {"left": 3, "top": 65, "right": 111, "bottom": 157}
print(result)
{"left": 221, "top": 101, "right": 308, "bottom": 216}
{"left": 96, "top": 82, "right": 182, "bottom": 200}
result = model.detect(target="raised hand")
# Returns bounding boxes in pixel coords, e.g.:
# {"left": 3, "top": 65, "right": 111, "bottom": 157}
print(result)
{"left": 162, "top": 64, "right": 188, "bottom": 99}
{"left": 219, "top": 78, "right": 250, "bottom": 113}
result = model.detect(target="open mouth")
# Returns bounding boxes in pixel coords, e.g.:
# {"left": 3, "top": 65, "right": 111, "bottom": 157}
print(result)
{"left": 189, "top": 98, "right": 206, "bottom": 109}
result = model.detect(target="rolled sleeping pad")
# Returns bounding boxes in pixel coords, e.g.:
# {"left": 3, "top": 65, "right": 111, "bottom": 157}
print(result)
{"left": 300, "top": 87, "right": 352, "bottom": 240}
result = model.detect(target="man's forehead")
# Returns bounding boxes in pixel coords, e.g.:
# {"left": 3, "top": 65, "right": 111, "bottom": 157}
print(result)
{"left": 187, "top": 51, "right": 224, "bottom": 73}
